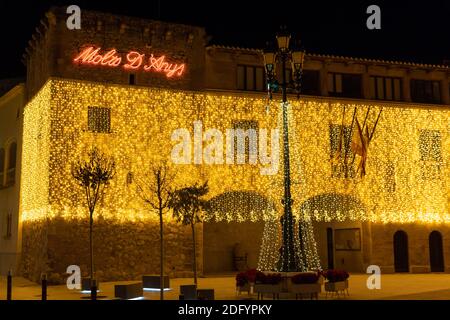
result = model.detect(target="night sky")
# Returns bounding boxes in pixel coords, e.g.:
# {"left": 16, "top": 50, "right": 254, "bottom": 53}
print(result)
{"left": 0, "top": 0, "right": 449, "bottom": 79}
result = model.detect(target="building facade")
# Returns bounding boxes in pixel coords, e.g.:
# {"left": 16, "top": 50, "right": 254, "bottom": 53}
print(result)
{"left": 1, "top": 7, "right": 449, "bottom": 283}
{"left": 0, "top": 81, "right": 24, "bottom": 275}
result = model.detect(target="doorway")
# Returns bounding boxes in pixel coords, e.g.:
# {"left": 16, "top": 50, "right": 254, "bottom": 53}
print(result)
{"left": 429, "top": 231, "right": 444, "bottom": 272}
{"left": 326, "top": 227, "right": 334, "bottom": 269}
{"left": 393, "top": 230, "right": 409, "bottom": 272}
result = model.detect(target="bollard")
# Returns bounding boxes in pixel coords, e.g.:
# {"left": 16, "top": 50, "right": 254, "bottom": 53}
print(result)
{"left": 7, "top": 270, "right": 12, "bottom": 301}
{"left": 41, "top": 273, "right": 47, "bottom": 301}
{"left": 91, "top": 278, "right": 97, "bottom": 300}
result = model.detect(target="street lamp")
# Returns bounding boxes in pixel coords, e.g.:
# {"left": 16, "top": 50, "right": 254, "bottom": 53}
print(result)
{"left": 263, "top": 26, "right": 306, "bottom": 272}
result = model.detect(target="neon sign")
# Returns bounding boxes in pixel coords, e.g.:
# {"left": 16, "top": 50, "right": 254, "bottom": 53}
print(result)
{"left": 73, "top": 46, "right": 185, "bottom": 78}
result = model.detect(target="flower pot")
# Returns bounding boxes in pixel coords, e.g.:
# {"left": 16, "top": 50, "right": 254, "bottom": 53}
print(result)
{"left": 324, "top": 280, "right": 349, "bottom": 297}
{"left": 236, "top": 282, "right": 251, "bottom": 295}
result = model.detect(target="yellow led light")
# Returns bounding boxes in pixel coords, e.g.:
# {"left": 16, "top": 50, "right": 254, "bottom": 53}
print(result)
{"left": 19, "top": 79, "right": 449, "bottom": 226}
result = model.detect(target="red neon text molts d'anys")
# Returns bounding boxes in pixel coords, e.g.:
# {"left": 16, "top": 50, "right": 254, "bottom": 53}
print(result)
{"left": 73, "top": 46, "right": 186, "bottom": 78}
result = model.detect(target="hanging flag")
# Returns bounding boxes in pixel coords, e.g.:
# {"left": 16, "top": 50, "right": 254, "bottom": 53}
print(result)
{"left": 356, "top": 122, "right": 372, "bottom": 177}
{"left": 331, "top": 126, "right": 343, "bottom": 164}
{"left": 351, "top": 117, "right": 364, "bottom": 156}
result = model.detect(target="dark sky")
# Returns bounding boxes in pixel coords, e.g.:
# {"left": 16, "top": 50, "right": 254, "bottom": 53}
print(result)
{"left": 0, "top": 0, "right": 449, "bottom": 78}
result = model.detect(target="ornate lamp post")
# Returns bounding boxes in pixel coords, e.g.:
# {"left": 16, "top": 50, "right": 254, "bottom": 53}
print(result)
{"left": 263, "top": 27, "right": 305, "bottom": 272}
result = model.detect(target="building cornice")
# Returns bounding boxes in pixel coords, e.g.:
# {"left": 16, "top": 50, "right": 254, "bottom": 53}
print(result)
{"left": 0, "top": 84, "right": 25, "bottom": 107}
{"left": 42, "top": 76, "right": 450, "bottom": 110}
{"left": 207, "top": 45, "right": 450, "bottom": 71}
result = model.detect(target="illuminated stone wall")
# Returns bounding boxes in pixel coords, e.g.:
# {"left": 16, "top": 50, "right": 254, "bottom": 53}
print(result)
{"left": 20, "top": 79, "right": 450, "bottom": 281}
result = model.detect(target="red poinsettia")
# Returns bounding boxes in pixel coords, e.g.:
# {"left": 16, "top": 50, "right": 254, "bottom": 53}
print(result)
{"left": 291, "top": 272, "right": 320, "bottom": 284}
{"left": 236, "top": 272, "right": 248, "bottom": 287}
{"left": 246, "top": 269, "right": 258, "bottom": 283}
{"left": 323, "top": 269, "right": 350, "bottom": 282}
{"left": 255, "top": 271, "right": 282, "bottom": 285}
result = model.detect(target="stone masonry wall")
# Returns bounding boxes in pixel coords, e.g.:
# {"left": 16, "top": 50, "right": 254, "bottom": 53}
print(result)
{"left": 21, "top": 217, "right": 203, "bottom": 284}
{"left": 371, "top": 223, "right": 450, "bottom": 273}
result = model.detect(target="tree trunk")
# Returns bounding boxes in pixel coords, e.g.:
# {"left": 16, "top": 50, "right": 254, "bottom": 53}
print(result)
{"left": 191, "top": 222, "right": 197, "bottom": 285}
{"left": 89, "top": 210, "right": 94, "bottom": 286}
{"left": 160, "top": 209, "right": 164, "bottom": 300}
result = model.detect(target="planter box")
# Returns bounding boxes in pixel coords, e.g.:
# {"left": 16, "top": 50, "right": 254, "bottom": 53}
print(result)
{"left": 290, "top": 283, "right": 321, "bottom": 299}
{"left": 254, "top": 283, "right": 282, "bottom": 300}
{"left": 325, "top": 280, "right": 349, "bottom": 297}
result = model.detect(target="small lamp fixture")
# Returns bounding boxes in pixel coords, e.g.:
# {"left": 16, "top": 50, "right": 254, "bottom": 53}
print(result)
{"left": 187, "top": 33, "right": 195, "bottom": 44}
{"left": 291, "top": 49, "right": 305, "bottom": 73}
{"left": 263, "top": 49, "right": 276, "bottom": 73}
{"left": 276, "top": 26, "right": 291, "bottom": 51}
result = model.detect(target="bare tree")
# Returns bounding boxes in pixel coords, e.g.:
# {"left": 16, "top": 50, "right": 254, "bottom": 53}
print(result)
{"left": 169, "top": 182, "right": 209, "bottom": 285}
{"left": 136, "top": 163, "right": 174, "bottom": 300}
{"left": 71, "top": 147, "right": 115, "bottom": 295}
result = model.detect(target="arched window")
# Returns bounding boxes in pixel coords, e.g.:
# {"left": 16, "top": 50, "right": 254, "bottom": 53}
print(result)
{"left": 0, "top": 148, "right": 5, "bottom": 186}
{"left": 6, "top": 142, "right": 17, "bottom": 186}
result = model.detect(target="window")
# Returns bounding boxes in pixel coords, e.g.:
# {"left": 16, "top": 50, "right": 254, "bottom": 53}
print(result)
{"left": 301, "top": 70, "right": 320, "bottom": 96}
{"left": 129, "top": 74, "right": 136, "bottom": 85}
{"left": 411, "top": 80, "right": 441, "bottom": 104}
{"left": 231, "top": 120, "right": 258, "bottom": 164}
{"left": 369, "top": 76, "right": 402, "bottom": 101}
{"left": 419, "top": 130, "right": 442, "bottom": 179}
{"left": 6, "top": 142, "right": 16, "bottom": 186}
{"left": 0, "top": 148, "right": 4, "bottom": 187}
{"left": 328, "top": 73, "right": 362, "bottom": 98}
{"left": 5, "top": 211, "right": 12, "bottom": 239}
{"left": 127, "top": 172, "right": 134, "bottom": 184}
{"left": 329, "top": 124, "right": 355, "bottom": 178}
{"left": 237, "top": 65, "right": 265, "bottom": 91}
{"left": 88, "top": 107, "right": 111, "bottom": 133}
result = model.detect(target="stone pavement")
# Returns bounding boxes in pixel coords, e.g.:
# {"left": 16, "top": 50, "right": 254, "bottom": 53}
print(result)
{"left": 1, "top": 273, "right": 450, "bottom": 300}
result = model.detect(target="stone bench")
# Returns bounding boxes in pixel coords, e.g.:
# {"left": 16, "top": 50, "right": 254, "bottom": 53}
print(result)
{"left": 142, "top": 275, "right": 170, "bottom": 290}
{"left": 180, "top": 284, "right": 197, "bottom": 300}
{"left": 197, "top": 289, "right": 215, "bottom": 300}
{"left": 114, "top": 282, "right": 143, "bottom": 300}
{"left": 81, "top": 278, "right": 100, "bottom": 292}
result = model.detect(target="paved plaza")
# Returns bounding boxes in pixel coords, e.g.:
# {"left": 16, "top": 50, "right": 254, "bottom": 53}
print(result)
{"left": 1, "top": 274, "right": 450, "bottom": 300}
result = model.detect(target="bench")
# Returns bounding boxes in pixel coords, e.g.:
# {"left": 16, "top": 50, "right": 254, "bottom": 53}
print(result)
{"left": 197, "top": 289, "right": 215, "bottom": 300}
{"left": 114, "top": 282, "right": 143, "bottom": 300}
{"left": 142, "top": 275, "right": 170, "bottom": 290}
{"left": 81, "top": 278, "right": 100, "bottom": 292}
{"left": 180, "top": 285, "right": 197, "bottom": 300}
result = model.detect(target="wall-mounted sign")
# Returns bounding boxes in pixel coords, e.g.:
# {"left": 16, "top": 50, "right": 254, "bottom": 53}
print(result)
{"left": 73, "top": 46, "right": 185, "bottom": 78}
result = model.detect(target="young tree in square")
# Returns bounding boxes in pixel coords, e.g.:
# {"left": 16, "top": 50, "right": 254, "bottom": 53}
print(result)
{"left": 169, "top": 181, "right": 210, "bottom": 285}
{"left": 71, "top": 147, "right": 115, "bottom": 296}
{"left": 136, "top": 163, "right": 175, "bottom": 300}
